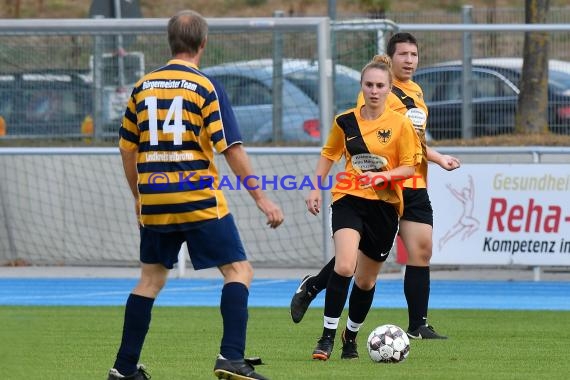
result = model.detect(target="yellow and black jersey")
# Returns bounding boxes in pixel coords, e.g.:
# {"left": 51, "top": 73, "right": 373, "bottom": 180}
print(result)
{"left": 322, "top": 107, "right": 420, "bottom": 215}
{"left": 357, "top": 78, "right": 429, "bottom": 188}
{"left": 119, "top": 59, "right": 242, "bottom": 232}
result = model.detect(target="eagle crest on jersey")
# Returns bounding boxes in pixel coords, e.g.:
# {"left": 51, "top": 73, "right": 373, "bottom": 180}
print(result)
{"left": 377, "top": 129, "right": 392, "bottom": 144}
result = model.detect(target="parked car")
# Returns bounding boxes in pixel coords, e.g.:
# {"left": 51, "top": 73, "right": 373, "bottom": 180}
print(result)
{"left": 0, "top": 71, "right": 92, "bottom": 137}
{"left": 202, "top": 59, "right": 362, "bottom": 143}
{"left": 87, "top": 51, "right": 145, "bottom": 131}
{"left": 413, "top": 58, "right": 570, "bottom": 139}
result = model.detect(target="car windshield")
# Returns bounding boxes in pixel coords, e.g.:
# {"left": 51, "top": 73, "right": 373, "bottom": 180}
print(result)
{"left": 334, "top": 73, "right": 361, "bottom": 111}
{"left": 285, "top": 68, "right": 360, "bottom": 113}
{"left": 548, "top": 70, "right": 570, "bottom": 94}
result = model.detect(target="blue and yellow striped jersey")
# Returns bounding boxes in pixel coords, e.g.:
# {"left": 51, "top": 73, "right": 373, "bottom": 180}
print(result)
{"left": 119, "top": 59, "right": 242, "bottom": 232}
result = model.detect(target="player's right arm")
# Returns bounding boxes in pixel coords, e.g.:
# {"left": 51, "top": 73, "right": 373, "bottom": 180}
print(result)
{"left": 120, "top": 148, "right": 138, "bottom": 200}
{"left": 119, "top": 91, "right": 142, "bottom": 223}
{"left": 307, "top": 119, "right": 343, "bottom": 215}
{"left": 223, "top": 144, "right": 284, "bottom": 229}
{"left": 205, "top": 78, "right": 284, "bottom": 229}
{"left": 119, "top": 147, "right": 141, "bottom": 223}
{"left": 306, "top": 155, "right": 335, "bottom": 215}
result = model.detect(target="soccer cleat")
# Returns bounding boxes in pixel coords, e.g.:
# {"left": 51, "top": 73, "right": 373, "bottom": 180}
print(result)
{"left": 312, "top": 335, "right": 335, "bottom": 361}
{"left": 340, "top": 329, "right": 359, "bottom": 359}
{"left": 107, "top": 364, "right": 151, "bottom": 379}
{"left": 213, "top": 355, "right": 269, "bottom": 380}
{"left": 407, "top": 324, "right": 448, "bottom": 340}
{"left": 290, "top": 274, "right": 317, "bottom": 323}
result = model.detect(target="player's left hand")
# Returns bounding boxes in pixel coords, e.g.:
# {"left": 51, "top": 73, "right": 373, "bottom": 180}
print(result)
{"left": 359, "top": 171, "right": 386, "bottom": 189}
{"left": 256, "top": 197, "right": 284, "bottom": 229}
{"left": 440, "top": 155, "right": 461, "bottom": 171}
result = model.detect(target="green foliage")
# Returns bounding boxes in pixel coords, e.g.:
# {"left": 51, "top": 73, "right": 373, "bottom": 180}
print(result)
{"left": 224, "top": 0, "right": 267, "bottom": 9}
{"left": 2, "top": 306, "right": 570, "bottom": 379}
{"left": 358, "top": 0, "right": 392, "bottom": 12}
{"left": 244, "top": 0, "right": 268, "bottom": 6}
{"left": 441, "top": 0, "right": 465, "bottom": 12}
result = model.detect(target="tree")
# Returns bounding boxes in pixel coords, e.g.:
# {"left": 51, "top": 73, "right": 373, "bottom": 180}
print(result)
{"left": 358, "top": 0, "right": 391, "bottom": 18}
{"left": 515, "top": 0, "right": 550, "bottom": 134}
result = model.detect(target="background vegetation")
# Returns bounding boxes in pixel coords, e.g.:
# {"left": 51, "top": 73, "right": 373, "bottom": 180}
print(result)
{"left": 1, "top": 0, "right": 569, "bottom": 19}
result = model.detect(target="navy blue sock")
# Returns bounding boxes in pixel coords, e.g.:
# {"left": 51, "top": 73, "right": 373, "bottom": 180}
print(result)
{"left": 114, "top": 294, "right": 154, "bottom": 375}
{"left": 220, "top": 282, "right": 249, "bottom": 360}
{"left": 404, "top": 265, "right": 430, "bottom": 331}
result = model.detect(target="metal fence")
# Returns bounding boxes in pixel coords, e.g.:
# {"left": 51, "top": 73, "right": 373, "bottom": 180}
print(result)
{"left": 0, "top": 17, "right": 334, "bottom": 143}
{"left": 1, "top": 146, "right": 568, "bottom": 269}
{"left": 339, "top": 6, "right": 570, "bottom": 25}
{"left": 1, "top": 14, "right": 570, "bottom": 142}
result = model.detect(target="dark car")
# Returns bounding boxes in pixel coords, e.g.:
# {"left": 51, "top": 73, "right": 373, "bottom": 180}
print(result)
{"left": 0, "top": 72, "right": 92, "bottom": 137}
{"left": 202, "top": 59, "right": 361, "bottom": 143}
{"left": 413, "top": 58, "right": 570, "bottom": 139}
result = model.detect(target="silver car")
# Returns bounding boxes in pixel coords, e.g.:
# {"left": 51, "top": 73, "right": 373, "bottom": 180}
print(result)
{"left": 202, "top": 59, "right": 361, "bottom": 144}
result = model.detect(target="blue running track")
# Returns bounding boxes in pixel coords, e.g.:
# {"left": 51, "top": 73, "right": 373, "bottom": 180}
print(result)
{"left": 0, "top": 278, "right": 569, "bottom": 310}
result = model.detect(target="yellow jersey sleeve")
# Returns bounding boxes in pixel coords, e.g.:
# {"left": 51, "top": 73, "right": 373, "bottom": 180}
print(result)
{"left": 118, "top": 94, "right": 140, "bottom": 152}
{"left": 321, "top": 118, "right": 346, "bottom": 162}
{"left": 399, "top": 117, "right": 422, "bottom": 168}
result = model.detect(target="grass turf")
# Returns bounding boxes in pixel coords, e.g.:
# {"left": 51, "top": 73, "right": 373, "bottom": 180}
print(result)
{"left": 1, "top": 306, "right": 569, "bottom": 379}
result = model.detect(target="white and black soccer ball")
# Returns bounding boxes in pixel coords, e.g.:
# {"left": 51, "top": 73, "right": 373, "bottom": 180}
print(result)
{"left": 367, "top": 324, "right": 410, "bottom": 363}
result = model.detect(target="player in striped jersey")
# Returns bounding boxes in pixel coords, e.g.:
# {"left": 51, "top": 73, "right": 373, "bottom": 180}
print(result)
{"left": 290, "top": 33, "right": 461, "bottom": 348}
{"left": 109, "top": 10, "right": 283, "bottom": 380}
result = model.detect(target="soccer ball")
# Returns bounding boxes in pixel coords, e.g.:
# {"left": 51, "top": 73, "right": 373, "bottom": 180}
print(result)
{"left": 367, "top": 324, "right": 410, "bottom": 363}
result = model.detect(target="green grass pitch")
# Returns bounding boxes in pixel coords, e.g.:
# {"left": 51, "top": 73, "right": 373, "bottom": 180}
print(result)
{"left": 1, "top": 306, "right": 569, "bottom": 379}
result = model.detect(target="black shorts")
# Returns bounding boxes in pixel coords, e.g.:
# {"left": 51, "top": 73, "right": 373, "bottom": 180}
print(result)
{"left": 331, "top": 194, "right": 399, "bottom": 262}
{"left": 401, "top": 188, "right": 433, "bottom": 226}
